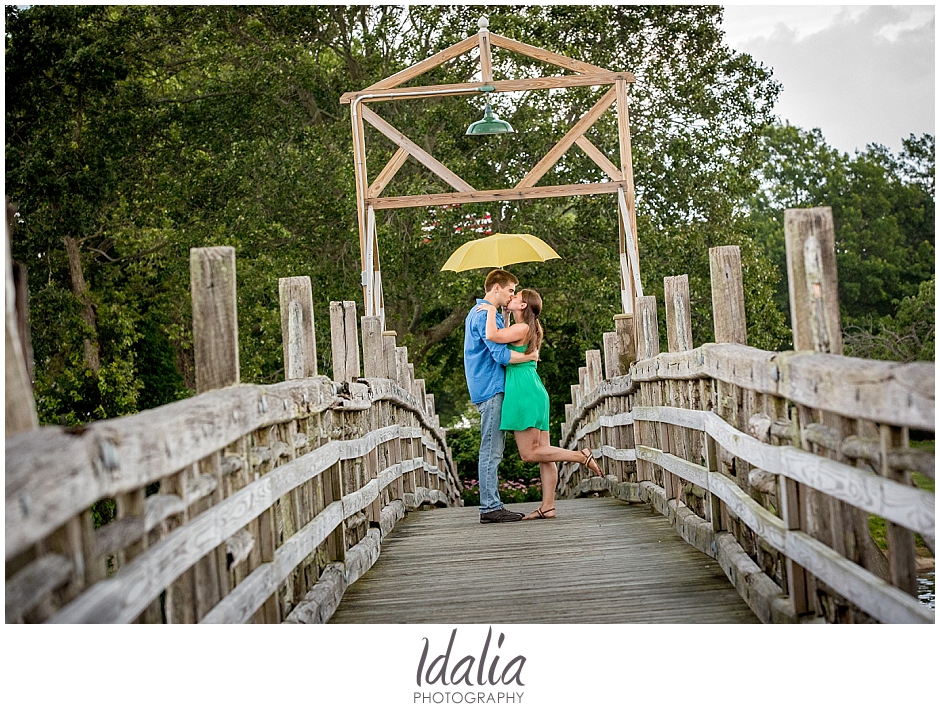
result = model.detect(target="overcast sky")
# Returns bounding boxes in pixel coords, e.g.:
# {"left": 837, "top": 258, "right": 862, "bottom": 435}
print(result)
{"left": 721, "top": 4, "right": 935, "bottom": 155}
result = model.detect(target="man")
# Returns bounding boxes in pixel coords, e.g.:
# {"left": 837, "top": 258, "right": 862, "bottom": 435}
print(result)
{"left": 464, "top": 269, "right": 538, "bottom": 523}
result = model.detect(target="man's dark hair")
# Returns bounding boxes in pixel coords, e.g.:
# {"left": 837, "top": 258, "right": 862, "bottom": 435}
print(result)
{"left": 484, "top": 269, "right": 518, "bottom": 292}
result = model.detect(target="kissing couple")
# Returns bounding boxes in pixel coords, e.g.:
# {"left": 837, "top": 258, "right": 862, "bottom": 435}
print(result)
{"left": 463, "top": 269, "right": 603, "bottom": 523}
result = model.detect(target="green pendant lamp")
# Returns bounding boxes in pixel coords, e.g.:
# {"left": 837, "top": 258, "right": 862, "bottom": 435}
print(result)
{"left": 466, "top": 98, "right": 514, "bottom": 136}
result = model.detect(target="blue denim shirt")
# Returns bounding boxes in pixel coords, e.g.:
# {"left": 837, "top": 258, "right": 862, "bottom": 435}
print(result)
{"left": 464, "top": 298, "right": 511, "bottom": 404}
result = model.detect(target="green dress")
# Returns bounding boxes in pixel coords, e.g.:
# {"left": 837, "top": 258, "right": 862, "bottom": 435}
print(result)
{"left": 500, "top": 344, "right": 550, "bottom": 431}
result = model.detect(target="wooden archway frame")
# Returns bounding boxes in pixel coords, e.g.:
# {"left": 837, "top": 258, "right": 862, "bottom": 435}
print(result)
{"left": 341, "top": 21, "right": 643, "bottom": 325}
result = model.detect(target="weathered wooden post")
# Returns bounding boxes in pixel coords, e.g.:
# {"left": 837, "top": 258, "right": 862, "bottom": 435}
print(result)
{"left": 278, "top": 276, "right": 317, "bottom": 379}
{"left": 191, "top": 247, "right": 240, "bottom": 392}
{"left": 709, "top": 246, "right": 747, "bottom": 346}
{"left": 614, "top": 313, "right": 637, "bottom": 374}
{"left": 380, "top": 331, "right": 405, "bottom": 500}
{"left": 327, "top": 301, "right": 363, "bottom": 566}
{"left": 188, "top": 247, "right": 256, "bottom": 622}
{"left": 664, "top": 274, "right": 693, "bottom": 353}
{"left": 394, "top": 346, "right": 417, "bottom": 498}
{"left": 585, "top": 350, "right": 602, "bottom": 393}
{"left": 635, "top": 295, "right": 661, "bottom": 486}
{"left": 360, "top": 316, "right": 385, "bottom": 522}
{"left": 785, "top": 208, "right": 913, "bottom": 601}
{"left": 602, "top": 332, "right": 620, "bottom": 379}
{"left": 785, "top": 207, "right": 841, "bottom": 354}
{"left": 584, "top": 349, "right": 603, "bottom": 472}
{"left": 601, "top": 331, "right": 625, "bottom": 479}
{"left": 330, "top": 301, "right": 361, "bottom": 382}
{"left": 361, "top": 316, "right": 386, "bottom": 379}
{"left": 383, "top": 331, "right": 398, "bottom": 383}
{"left": 664, "top": 274, "right": 694, "bottom": 466}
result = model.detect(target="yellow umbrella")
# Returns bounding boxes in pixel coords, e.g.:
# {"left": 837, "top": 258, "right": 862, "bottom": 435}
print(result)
{"left": 440, "top": 232, "right": 560, "bottom": 272}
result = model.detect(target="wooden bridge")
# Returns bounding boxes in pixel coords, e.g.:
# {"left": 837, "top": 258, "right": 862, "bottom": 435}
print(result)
{"left": 4, "top": 21, "right": 934, "bottom": 624}
{"left": 5, "top": 210, "right": 934, "bottom": 624}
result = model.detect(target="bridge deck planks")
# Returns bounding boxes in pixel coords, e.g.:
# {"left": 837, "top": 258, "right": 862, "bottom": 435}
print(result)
{"left": 329, "top": 498, "right": 759, "bottom": 623}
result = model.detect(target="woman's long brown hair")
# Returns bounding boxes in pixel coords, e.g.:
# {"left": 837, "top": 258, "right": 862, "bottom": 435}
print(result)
{"left": 517, "top": 289, "right": 543, "bottom": 355}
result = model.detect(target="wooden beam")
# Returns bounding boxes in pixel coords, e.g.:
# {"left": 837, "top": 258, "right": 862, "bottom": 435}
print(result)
{"left": 340, "top": 72, "right": 632, "bottom": 104}
{"left": 360, "top": 106, "right": 474, "bottom": 193}
{"left": 351, "top": 101, "right": 369, "bottom": 310}
{"left": 516, "top": 88, "right": 617, "bottom": 188}
{"left": 575, "top": 136, "right": 622, "bottom": 181}
{"left": 361, "top": 35, "right": 480, "bottom": 92}
{"left": 616, "top": 79, "right": 639, "bottom": 263}
{"left": 479, "top": 29, "right": 493, "bottom": 83}
{"left": 617, "top": 188, "right": 642, "bottom": 298}
{"left": 488, "top": 33, "right": 609, "bottom": 75}
{"left": 368, "top": 179, "right": 627, "bottom": 210}
{"left": 368, "top": 147, "right": 409, "bottom": 199}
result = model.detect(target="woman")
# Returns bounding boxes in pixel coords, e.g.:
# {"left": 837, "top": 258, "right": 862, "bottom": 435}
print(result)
{"left": 477, "top": 289, "right": 603, "bottom": 520}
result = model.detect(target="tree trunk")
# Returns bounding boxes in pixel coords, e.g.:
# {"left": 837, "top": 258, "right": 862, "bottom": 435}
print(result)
{"left": 63, "top": 235, "right": 99, "bottom": 373}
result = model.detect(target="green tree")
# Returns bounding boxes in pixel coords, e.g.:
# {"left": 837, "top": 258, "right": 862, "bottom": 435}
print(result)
{"left": 746, "top": 123, "right": 934, "bottom": 344}
{"left": 7, "top": 5, "right": 791, "bottom": 434}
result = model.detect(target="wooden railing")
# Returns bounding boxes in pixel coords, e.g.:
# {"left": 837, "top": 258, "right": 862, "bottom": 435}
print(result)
{"left": 5, "top": 247, "right": 459, "bottom": 623}
{"left": 558, "top": 210, "right": 935, "bottom": 624}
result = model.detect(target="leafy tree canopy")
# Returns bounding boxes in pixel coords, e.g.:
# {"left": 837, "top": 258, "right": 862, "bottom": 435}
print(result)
{"left": 6, "top": 5, "right": 931, "bottom": 436}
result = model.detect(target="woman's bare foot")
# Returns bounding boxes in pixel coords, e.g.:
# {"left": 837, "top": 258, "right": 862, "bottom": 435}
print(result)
{"left": 581, "top": 448, "right": 603, "bottom": 476}
{"left": 522, "top": 507, "right": 556, "bottom": 520}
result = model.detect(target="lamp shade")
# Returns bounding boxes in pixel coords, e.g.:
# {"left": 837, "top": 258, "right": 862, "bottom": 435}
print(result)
{"left": 466, "top": 101, "right": 514, "bottom": 135}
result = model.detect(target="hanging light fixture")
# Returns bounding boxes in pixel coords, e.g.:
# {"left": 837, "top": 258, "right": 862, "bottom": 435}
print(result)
{"left": 466, "top": 88, "right": 514, "bottom": 135}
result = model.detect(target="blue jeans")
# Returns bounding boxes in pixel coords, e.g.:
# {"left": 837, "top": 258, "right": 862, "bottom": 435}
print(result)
{"left": 476, "top": 392, "right": 506, "bottom": 514}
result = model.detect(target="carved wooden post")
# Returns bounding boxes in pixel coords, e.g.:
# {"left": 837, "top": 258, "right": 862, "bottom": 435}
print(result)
{"left": 278, "top": 276, "right": 317, "bottom": 380}
{"left": 191, "top": 247, "right": 240, "bottom": 392}
{"left": 709, "top": 246, "right": 747, "bottom": 346}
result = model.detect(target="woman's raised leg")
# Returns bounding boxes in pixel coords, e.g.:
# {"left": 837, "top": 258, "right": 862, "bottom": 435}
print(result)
{"left": 513, "top": 427, "right": 583, "bottom": 464}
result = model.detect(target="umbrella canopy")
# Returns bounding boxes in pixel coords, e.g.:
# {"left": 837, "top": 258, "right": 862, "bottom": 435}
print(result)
{"left": 440, "top": 233, "right": 560, "bottom": 272}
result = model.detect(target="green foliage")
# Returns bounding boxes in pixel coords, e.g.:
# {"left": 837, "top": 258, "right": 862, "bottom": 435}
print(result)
{"left": 746, "top": 124, "right": 935, "bottom": 343}
{"left": 7, "top": 5, "right": 928, "bottom": 437}
{"left": 844, "top": 276, "right": 935, "bottom": 362}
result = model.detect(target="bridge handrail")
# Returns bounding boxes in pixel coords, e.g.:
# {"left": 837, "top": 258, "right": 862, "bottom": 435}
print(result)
{"left": 556, "top": 235, "right": 934, "bottom": 624}
{"left": 5, "top": 249, "right": 459, "bottom": 624}
{"left": 561, "top": 347, "right": 934, "bottom": 623}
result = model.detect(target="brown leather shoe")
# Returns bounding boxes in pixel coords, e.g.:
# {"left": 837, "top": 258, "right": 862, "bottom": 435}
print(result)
{"left": 480, "top": 508, "right": 524, "bottom": 523}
